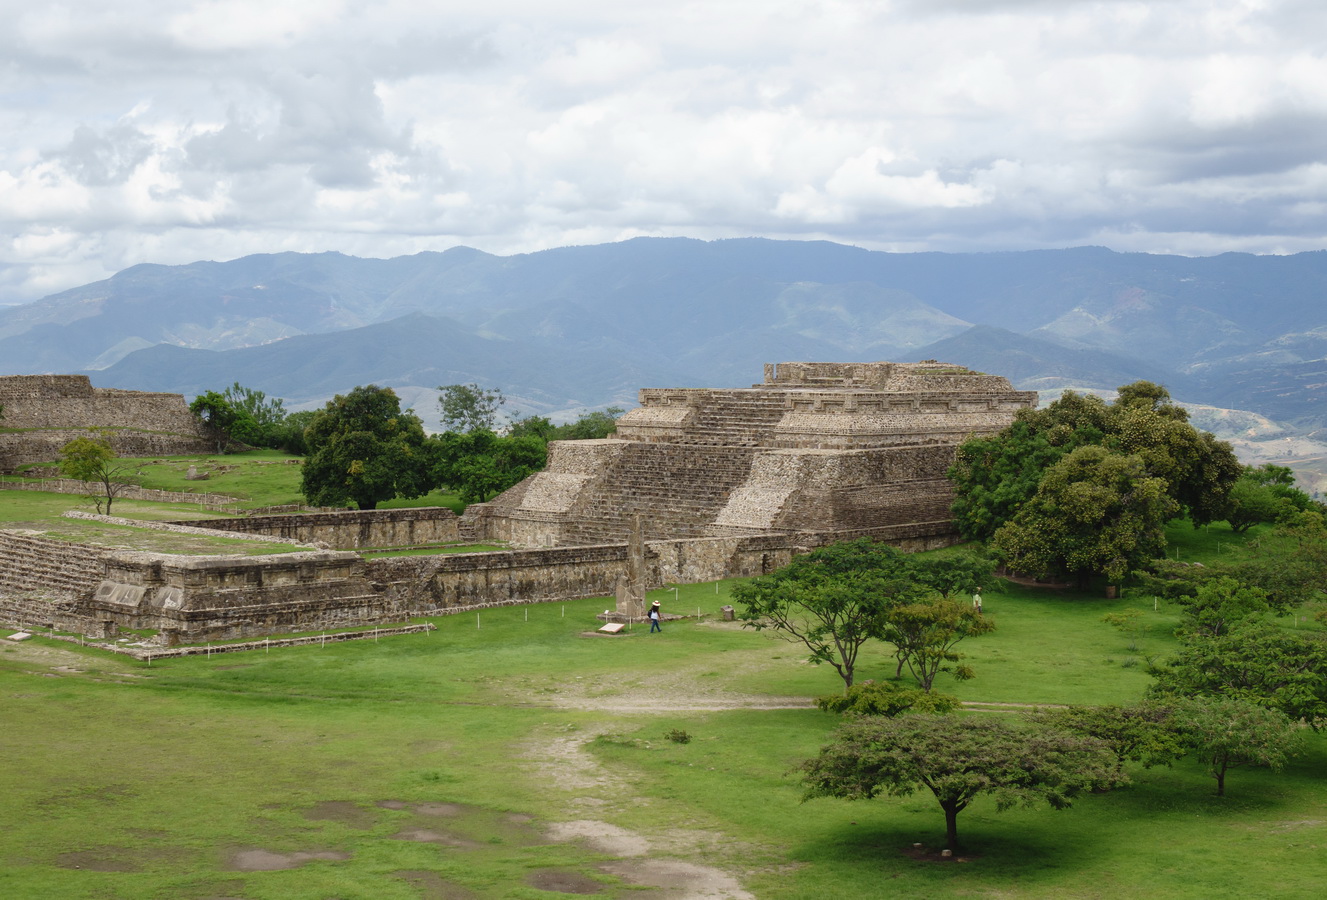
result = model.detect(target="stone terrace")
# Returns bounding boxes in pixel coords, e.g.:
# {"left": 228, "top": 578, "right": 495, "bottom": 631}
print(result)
{"left": 464, "top": 361, "right": 1036, "bottom": 548}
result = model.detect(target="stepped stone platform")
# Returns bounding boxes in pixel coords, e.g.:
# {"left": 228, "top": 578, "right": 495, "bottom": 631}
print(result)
{"left": 462, "top": 362, "right": 1036, "bottom": 547}
{"left": 0, "top": 374, "right": 220, "bottom": 472}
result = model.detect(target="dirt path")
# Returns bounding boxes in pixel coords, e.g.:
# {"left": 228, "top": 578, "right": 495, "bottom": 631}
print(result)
{"left": 522, "top": 721, "right": 758, "bottom": 899}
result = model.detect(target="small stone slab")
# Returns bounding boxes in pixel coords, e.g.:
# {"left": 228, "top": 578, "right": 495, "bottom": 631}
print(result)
{"left": 597, "top": 623, "right": 626, "bottom": 634}
{"left": 6, "top": 632, "right": 33, "bottom": 642}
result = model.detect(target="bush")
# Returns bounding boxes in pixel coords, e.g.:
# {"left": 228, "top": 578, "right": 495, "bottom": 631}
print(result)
{"left": 816, "top": 681, "right": 961, "bottom": 717}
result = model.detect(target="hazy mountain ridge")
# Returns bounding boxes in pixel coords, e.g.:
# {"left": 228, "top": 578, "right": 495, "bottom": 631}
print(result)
{"left": 2, "top": 238, "right": 1326, "bottom": 443}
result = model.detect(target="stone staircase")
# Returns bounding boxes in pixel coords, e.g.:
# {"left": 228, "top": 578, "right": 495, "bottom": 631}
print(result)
{"left": 668, "top": 391, "right": 789, "bottom": 448}
{"left": 0, "top": 531, "right": 107, "bottom": 600}
{"left": 557, "top": 443, "right": 759, "bottom": 544}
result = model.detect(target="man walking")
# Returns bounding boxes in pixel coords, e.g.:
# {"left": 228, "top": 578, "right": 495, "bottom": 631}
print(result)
{"left": 649, "top": 600, "right": 662, "bottom": 633}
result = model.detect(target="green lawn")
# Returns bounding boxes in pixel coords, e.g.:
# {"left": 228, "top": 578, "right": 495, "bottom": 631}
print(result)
{"left": 3, "top": 523, "right": 1325, "bottom": 899}
{"left": 5, "top": 450, "right": 467, "bottom": 515}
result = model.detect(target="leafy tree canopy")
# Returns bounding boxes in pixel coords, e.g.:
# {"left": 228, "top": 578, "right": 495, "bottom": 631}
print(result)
{"left": 881, "top": 597, "right": 995, "bottom": 691}
{"left": 992, "top": 445, "right": 1180, "bottom": 586}
{"left": 1224, "top": 464, "right": 1314, "bottom": 533}
{"left": 1148, "top": 623, "right": 1327, "bottom": 728}
{"left": 950, "top": 382, "right": 1240, "bottom": 543}
{"left": 58, "top": 434, "right": 137, "bottom": 515}
{"left": 1169, "top": 695, "right": 1302, "bottom": 796}
{"left": 438, "top": 383, "right": 505, "bottom": 433}
{"left": 731, "top": 539, "right": 926, "bottom": 691}
{"left": 300, "top": 385, "right": 433, "bottom": 510}
{"left": 815, "top": 681, "right": 961, "bottom": 717}
{"left": 1026, "top": 703, "right": 1186, "bottom": 776}
{"left": 431, "top": 430, "right": 548, "bottom": 504}
{"left": 800, "top": 714, "right": 1120, "bottom": 853}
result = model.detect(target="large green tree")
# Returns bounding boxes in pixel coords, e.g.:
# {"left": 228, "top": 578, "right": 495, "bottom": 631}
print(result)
{"left": 950, "top": 382, "right": 1240, "bottom": 542}
{"left": 992, "top": 445, "right": 1179, "bottom": 587}
{"left": 431, "top": 430, "right": 548, "bottom": 504}
{"left": 732, "top": 540, "right": 925, "bottom": 692}
{"left": 300, "top": 385, "right": 433, "bottom": 510}
{"left": 1026, "top": 703, "right": 1186, "bottom": 777}
{"left": 800, "top": 714, "right": 1120, "bottom": 853}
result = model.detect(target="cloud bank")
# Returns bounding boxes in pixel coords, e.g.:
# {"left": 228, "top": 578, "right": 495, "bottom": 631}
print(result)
{"left": 3, "top": 0, "right": 1326, "bottom": 303}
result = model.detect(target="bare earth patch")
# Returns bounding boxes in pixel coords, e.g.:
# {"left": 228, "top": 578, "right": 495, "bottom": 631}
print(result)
{"left": 390, "top": 869, "right": 479, "bottom": 899}
{"left": 527, "top": 868, "right": 607, "bottom": 894}
{"left": 529, "top": 726, "right": 758, "bottom": 899}
{"left": 302, "top": 800, "right": 377, "bottom": 830}
{"left": 225, "top": 848, "right": 350, "bottom": 871}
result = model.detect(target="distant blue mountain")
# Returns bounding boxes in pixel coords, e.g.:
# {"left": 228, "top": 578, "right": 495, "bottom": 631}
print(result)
{"left": 1, "top": 238, "right": 1325, "bottom": 426}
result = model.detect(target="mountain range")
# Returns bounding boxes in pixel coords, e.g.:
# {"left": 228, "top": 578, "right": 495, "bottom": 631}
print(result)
{"left": 3, "top": 239, "right": 1326, "bottom": 458}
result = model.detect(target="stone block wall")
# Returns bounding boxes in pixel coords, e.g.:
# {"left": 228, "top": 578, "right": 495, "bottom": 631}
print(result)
{"left": 86, "top": 550, "right": 393, "bottom": 640}
{"left": 469, "top": 362, "right": 1035, "bottom": 548}
{"left": 182, "top": 507, "right": 460, "bottom": 550}
{"left": 0, "top": 375, "right": 218, "bottom": 471}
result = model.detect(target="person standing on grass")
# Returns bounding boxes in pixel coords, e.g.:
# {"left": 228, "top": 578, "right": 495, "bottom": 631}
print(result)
{"left": 973, "top": 591, "right": 983, "bottom": 615}
{"left": 649, "top": 600, "right": 662, "bottom": 633}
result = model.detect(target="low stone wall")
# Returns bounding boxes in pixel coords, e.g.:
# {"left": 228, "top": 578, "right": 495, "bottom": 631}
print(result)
{"left": 0, "top": 478, "right": 241, "bottom": 508}
{"left": 369, "top": 521, "right": 955, "bottom": 615}
{"left": 182, "top": 507, "right": 460, "bottom": 550}
{"left": 0, "top": 515, "right": 957, "bottom": 643}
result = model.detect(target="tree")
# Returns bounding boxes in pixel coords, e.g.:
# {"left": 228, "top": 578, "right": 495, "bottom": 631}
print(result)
{"left": 58, "top": 435, "right": 136, "bottom": 515}
{"left": 800, "top": 714, "right": 1120, "bottom": 853}
{"left": 1224, "top": 464, "right": 1312, "bottom": 532}
{"left": 192, "top": 384, "right": 301, "bottom": 451}
{"left": 881, "top": 597, "right": 994, "bottom": 689}
{"left": 438, "top": 383, "right": 505, "bottom": 433}
{"left": 1148, "top": 624, "right": 1327, "bottom": 728}
{"left": 557, "top": 407, "right": 624, "bottom": 439}
{"left": 906, "top": 550, "right": 997, "bottom": 599}
{"left": 731, "top": 540, "right": 925, "bottom": 692}
{"left": 300, "top": 385, "right": 434, "bottom": 510}
{"left": 1026, "top": 704, "right": 1185, "bottom": 777}
{"left": 431, "top": 430, "right": 548, "bottom": 504}
{"left": 190, "top": 390, "right": 242, "bottom": 453}
{"left": 949, "top": 383, "right": 1240, "bottom": 542}
{"left": 1174, "top": 576, "right": 1271, "bottom": 638}
{"left": 1169, "top": 696, "right": 1302, "bottom": 796}
{"left": 993, "top": 445, "right": 1179, "bottom": 587}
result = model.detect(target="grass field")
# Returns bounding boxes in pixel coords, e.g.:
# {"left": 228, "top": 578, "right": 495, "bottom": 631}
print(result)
{"left": 5, "top": 450, "right": 466, "bottom": 515}
{"left": 2, "top": 522, "right": 1325, "bottom": 899}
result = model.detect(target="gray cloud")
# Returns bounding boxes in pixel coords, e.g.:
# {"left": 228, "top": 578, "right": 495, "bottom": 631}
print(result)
{"left": 2, "top": 0, "right": 1327, "bottom": 303}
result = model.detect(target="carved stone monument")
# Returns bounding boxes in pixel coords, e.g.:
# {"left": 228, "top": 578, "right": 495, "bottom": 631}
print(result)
{"left": 613, "top": 515, "right": 648, "bottom": 619}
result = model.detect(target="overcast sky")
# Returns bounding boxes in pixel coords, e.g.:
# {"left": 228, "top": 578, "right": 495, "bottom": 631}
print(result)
{"left": 2, "top": 0, "right": 1326, "bottom": 304}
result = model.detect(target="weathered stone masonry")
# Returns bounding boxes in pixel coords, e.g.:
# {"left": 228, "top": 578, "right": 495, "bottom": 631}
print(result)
{"left": 0, "top": 520, "right": 953, "bottom": 641}
{"left": 463, "top": 361, "right": 1035, "bottom": 548}
{"left": 0, "top": 362, "right": 1035, "bottom": 642}
{"left": 180, "top": 507, "right": 461, "bottom": 551}
{"left": 0, "top": 375, "right": 218, "bottom": 471}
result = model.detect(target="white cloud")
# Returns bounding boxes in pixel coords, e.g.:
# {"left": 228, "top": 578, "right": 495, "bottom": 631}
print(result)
{"left": 2, "top": 0, "right": 1327, "bottom": 302}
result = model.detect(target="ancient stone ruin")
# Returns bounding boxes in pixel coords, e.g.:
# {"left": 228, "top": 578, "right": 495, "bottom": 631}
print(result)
{"left": 0, "top": 361, "right": 1036, "bottom": 643}
{"left": 0, "top": 375, "right": 219, "bottom": 472}
{"left": 463, "top": 361, "right": 1035, "bottom": 547}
